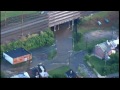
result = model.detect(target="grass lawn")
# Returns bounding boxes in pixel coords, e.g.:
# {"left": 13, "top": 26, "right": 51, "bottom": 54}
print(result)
{"left": 88, "top": 56, "right": 105, "bottom": 74}
{"left": 83, "top": 11, "right": 110, "bottom": 21}
{"left": 1, "top": 11, "right": 38, "bottom": 21}
{"left": 48, "top": 65, "right": 70, "bottom": 78}
{"left": 88, "top": 55, "right": 119, "bottom": 76}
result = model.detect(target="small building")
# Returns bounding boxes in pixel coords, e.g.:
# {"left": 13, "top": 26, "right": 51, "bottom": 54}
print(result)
{"left": 27, "top": 67, "right": 40, "bottom": 78}
{"left": 65, "top": 69, "right": 78, "bottom": 78}
{"left": 94, "top": 38, "right": 119, "bottom": 60}
{"left": 3, "top": 48, "right": 32, "bottom": 65}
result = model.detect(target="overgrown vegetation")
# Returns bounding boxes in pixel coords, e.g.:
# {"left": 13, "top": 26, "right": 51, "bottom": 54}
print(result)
{"left": 0, "top": 28, "right": 54, "bottom": 57}
{"left": 88, "top": 53, "right": 119, "bottom": 76}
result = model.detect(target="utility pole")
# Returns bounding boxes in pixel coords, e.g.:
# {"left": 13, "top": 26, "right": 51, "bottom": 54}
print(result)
{"left": 68, "top": 50, "right": 72, "bottom": 67}
{"left": 86, "top": 36, "right": 88, "bottom": 49}
{"left": 68, "top": 21, "right": 70, "bottom": 29}
{"left": 72, "top": 20, "right": 74, "bottom": 32}
{"left": 4, "top": 11, "right": 6, "bottom": 27}
{"left": 54, "top": 26, "right": 57, "bottom": 51}
{"left": 58, "top": 24, "right": 59, "bottom": 30}
{"left": 21, "top": 11, "right": 24, "bottom": 36}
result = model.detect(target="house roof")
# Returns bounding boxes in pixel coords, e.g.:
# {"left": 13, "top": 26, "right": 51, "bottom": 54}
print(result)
{"left": 10, "top": 72, "right": 30, "bottom": 78}
{"left": 27, "top": 67, "right": 39, "bottom": 78}
{"left": 97, "top": 42, "right": 111, "bottom": 52}
{"left": 27, "top": 65, "right": 49, "bottom": 78}
{"left": 4, "top": 48, "right": 31, "bottom": 58}
{"left": 65, "top": 69, "right": 78, "bottom": 78}
{"left": 40, "top": 72, "right": 49, "bottom": 78}
{"left": 96, "top": 38, "right": 119, "bottom": 53}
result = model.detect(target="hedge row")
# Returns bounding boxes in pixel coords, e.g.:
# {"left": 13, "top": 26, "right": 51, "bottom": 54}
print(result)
{"left": 1, "top": 28, "right": 54, "bottom": 56}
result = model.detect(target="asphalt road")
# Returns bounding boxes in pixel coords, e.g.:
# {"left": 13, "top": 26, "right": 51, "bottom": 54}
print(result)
{"left": 70, "top": 51, "right": 97, "bottom": 78}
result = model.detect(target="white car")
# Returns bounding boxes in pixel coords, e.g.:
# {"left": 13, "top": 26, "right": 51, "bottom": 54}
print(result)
{"left": 41, "top": 11, "right": 45, "bottom": 14}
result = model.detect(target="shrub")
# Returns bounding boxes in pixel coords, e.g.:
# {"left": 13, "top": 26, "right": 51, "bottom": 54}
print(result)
{"left": 91, "top": 64, "right": 94, "bottom": 68}
{"left": 84, "top": 54, "right": 90, "bottom": 61}
{"left": 1, "top": 28, "right": 55, "bottom": 56}
{"left": 87, "top": 47, "right": 93, "bottom": 54}
{"left": 74, "top": 32, "right": 83, "bottom": 43}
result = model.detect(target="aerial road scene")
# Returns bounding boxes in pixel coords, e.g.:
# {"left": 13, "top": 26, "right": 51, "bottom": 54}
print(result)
{"left": 0, "top": 11, "right": 119, "bottom": 78}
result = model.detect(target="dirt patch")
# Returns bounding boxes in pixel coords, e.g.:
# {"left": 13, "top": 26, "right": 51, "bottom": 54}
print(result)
{"left": 81, "top": 11, "right": 119, "bottom": 29}
{"left": 84, "top": 30, "right": 118, "bottom": 42}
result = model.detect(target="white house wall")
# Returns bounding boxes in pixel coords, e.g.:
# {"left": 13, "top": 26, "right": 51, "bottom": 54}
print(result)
{"left": 3, "top": 53, "right": 13, "bottom": 64}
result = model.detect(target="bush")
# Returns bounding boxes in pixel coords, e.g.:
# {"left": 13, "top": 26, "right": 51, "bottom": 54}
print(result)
{"left": 91, "top": 64, "right": 94, "bottom": 68}
{"left": 84, "top": 54, "right": 90, "bottom": 61}
{"left": 109, "top": 52, "right": 119, "bottom": 64}
{"left": 1, "top": 28, "right": 55, "bottom": 56}
{"left": 87, "top": 47, "right": 93, "bottom": 54}
{"left": 52, "top": 74, "right": 66, "bottom": 78}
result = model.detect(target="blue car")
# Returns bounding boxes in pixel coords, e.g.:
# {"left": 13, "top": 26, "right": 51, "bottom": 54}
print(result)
{"left": 105, "top": 18, "right": 109, "bottom": 23}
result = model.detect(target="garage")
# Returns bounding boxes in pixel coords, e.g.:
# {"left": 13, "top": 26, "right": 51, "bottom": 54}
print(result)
{"left": 3, "top": 47, "right": 32, "bottom": 65}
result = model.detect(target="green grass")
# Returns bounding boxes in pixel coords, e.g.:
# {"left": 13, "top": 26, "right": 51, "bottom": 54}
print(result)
{"left": 48, "top": 66, "right": 70, "bottom": 78}
{"left": 88, "top": 56, "right": 105, "bottom": 74}
{"left": 1, "top": 11, "right": 38, "bottom": 21}
{"left": 88, "top": 55, "right": 119, "bottom": 76}
{"left": 48, "top": 49, "right": 57, "bottom": 60}
{"left": 81, "top": 11, "right": 111, "bottom": 23}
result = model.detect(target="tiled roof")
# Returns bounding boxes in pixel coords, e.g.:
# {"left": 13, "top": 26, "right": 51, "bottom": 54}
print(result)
{"left": 97, "top": 42, "right": 111, "bottom": 52}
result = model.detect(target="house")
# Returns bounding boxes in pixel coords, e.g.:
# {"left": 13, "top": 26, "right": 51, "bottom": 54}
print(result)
{"left": 65, "top": 69, "right": 78, "bottom": 78}
{"left": 37, "top": 64, "right": 49, "bottom": 78}
{"left": 27, "top": 64, "right": 49, "bottom": 78}
{"left": 94, "top": 38, "right": 119, "bottom": 60}
{"left": 10, "top": 72, "right": 30, "bottom": 78}
{"left": 3, "top": 47, "right": 32, "bottom": 65}
{"left": 27, "top": 67, "right": 40, "bottom": 78}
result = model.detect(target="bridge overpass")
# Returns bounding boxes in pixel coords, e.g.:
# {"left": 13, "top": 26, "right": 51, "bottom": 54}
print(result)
{"left": 48, "top": 11, "right": 81, "bottom": 27}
